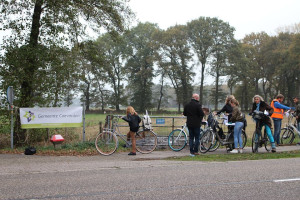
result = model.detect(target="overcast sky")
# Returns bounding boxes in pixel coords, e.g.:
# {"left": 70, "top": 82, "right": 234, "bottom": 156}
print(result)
{"left": 128, "top": 0, "right": 300, "bottom": 39}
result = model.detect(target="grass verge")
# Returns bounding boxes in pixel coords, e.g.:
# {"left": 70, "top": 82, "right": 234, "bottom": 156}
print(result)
{"left": 0, "top": 141, "right": 132, "bottom": 156}
{"left": 167, "top": 150, "right": 300, "bottom": 162}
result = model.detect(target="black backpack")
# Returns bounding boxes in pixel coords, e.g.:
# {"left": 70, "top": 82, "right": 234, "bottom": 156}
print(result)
{"left": 24, "top": 147, "right": 36, "bottom": 155}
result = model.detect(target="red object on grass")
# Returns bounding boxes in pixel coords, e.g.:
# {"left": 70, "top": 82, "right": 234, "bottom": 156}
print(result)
{"left": 50, "top": 134, "right": 64, "bottom": 143}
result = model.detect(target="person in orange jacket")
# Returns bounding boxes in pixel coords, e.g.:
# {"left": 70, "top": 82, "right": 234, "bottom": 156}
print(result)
{"left": 270, "top": 94, "right": 294, "bottom": 146}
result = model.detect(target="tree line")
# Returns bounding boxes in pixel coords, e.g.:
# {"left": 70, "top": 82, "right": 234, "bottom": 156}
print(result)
{"left": 0, "top": 1, "right": 299, "bottom": 144}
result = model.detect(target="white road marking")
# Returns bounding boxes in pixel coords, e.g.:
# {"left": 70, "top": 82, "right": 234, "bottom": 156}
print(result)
{"left": 274, "top": 178, "right": 300, "bottom": 182}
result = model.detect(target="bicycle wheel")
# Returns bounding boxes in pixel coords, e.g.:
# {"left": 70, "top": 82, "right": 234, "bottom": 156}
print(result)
{"left": 168, "top": 129, "right": 187, "bottom": 151}
{"left": 241, "top": 130, "right": 247, "bottom": 149}
{"left": 280, "top": 127, "right": 295, "bottom": 144}
{"left": 135, "top": 130, "right": 157, "bottom": 154}
{"left": 95, "top": 131, "right": 118, "bottom": 156}
{"left": 251, "top": 131, "right": 260, "bottom": 153}
{"left": 199, "top": 129, "right": 213, "bottom": 153}
{"left": 209, "top": 131, "right": 220, "bottom": 152}
{"left": 264, "top": 131, "right": 272, "bottom": 152}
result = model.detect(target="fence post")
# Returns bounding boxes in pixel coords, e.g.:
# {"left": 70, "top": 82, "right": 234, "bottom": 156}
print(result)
{"left": 172, "top": 117, "right": 175, "bottom": 131}
{"left": 82, "top": 102, "right": 86, "bottom": 142}
{"left": 99, "top": 121, "right": 103, "bottom": 133}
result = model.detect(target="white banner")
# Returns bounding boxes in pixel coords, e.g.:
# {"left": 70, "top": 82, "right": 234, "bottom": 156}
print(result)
{"left": 20, "top": 107, "right": 83, "bottom": 129}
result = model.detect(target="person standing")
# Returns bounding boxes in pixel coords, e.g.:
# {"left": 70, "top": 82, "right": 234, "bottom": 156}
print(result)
{"left": 270, "top": 94, "right": 293, "bottom": 146}
{"left": 215, "top": 95, "right": 235, "bottom": 121}
{"left": 229, "top": 99, "right": 244, "bottom": 153}
{"left": 183, "top": 93, "right": 205, "bottom": 156}
{"left": 122, "top": 106, "right": 141, "bottom": 156}
{"left": 293, "top": 97, "right": 300, "bottom": 145}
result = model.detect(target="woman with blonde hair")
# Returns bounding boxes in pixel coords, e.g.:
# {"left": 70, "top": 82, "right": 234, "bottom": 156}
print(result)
{"left": 122, "top": 106, "right": 141, "bottom": 155}
{"left": 215, "top": 95, "right": 236, "bottom": 121}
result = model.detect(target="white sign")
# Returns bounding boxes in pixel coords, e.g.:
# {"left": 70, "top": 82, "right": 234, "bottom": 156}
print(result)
{"left": 20, "top": 107, "right": 83, "bottom": 129}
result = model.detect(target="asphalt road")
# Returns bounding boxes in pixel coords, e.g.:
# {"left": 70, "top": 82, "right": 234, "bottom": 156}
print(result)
{"left": 1, "top": 147, "right": 300, "bottom": 200}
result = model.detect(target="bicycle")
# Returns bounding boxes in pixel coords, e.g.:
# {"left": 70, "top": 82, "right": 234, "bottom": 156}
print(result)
{"left": 251, "top": 110, "right": 272, "bottom": 153}
{"left": 168, "top": 121, "right": 213, "bottom": 153}
{"left": 208, "top": 112, "right": 247, "bottom": 152}
{"left": 281, "top": 110, "right": 300, "bottom": 144}
{"left": 95, "top": 115, "right": 158, "bottom": 156}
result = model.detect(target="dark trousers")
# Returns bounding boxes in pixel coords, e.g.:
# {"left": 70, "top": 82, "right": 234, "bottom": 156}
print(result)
{"left": 188, "top": 127, "right": 200, "bottom": 154}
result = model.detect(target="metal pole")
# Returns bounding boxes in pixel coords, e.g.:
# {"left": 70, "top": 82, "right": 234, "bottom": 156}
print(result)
{"left": 10, "top": 105, "right": 13, "bottom": 149}
{"left": 82, "top": 102, "right": 86, "bottom": 142}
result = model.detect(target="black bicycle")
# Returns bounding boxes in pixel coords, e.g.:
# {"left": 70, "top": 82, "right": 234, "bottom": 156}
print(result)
{"left": 208, "top": 112, "right": 247, "bottom": 152}
{"left": 251, "top": 110, "right": 272, "bottom": 153}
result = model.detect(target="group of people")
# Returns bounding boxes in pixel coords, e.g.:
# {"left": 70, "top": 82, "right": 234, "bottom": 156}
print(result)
{"left": 184, "top": 93, "right": 300, "bottom": 156}
{"left": 121, "top": 93, "right": 300, "bottom": 156}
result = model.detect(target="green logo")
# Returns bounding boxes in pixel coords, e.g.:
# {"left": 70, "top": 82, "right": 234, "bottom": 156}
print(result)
{"left": 23, "top": 111, "right": 35, "bottom": 122}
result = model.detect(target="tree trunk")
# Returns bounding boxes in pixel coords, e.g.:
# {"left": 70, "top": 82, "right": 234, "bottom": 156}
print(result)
{"left": 15, "top": 0, "right": 43, "bottom": 145}
{"left": 157, "top": 73, "right": 164, "bottom": 111}
{"left": 199, "top": 63, "right": 205, "bottom": 105}
{"left": 214, "top": 71, "right": 220, "bottom": 110}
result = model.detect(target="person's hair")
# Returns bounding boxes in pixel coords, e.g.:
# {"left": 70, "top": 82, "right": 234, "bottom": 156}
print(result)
{"left": 230, "top": 99, "right": 239, "bottom": 106}
{"left": 293, "top": 97, "right": 299, "bottom": 100}
{"left": 225, "top": 95, "right": 235, "bottom": 104}
{"left": 276, "top": 94, "right": 284, "bottom": 99}
{"left": 253, "top": 95, "right": 264, "bottom": 103}
{"left": 126, "top": 106, "right": 137, "bottom": 115}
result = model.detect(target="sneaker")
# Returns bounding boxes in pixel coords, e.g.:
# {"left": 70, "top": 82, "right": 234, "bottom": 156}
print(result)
{"left": 230, "top": 149, "right": 239, "bottom": 154}
{"left": 239, "top": 149, "right": 243, "bottom": 153}
{"left": 128, "top": 152, "right": 136, "bottom": 155}
{"left": 271, "top": 148, "right": 276, "bottom": 153}
{"left": 189, "top": 153, "right": 195, "bottom": 157}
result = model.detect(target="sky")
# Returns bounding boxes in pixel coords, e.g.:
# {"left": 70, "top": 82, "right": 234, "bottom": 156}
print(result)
{"left": 128, "top": 0, "right": 300, "bottom": 39}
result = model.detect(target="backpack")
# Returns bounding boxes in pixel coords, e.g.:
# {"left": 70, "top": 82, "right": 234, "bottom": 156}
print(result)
{"left": 24, "top": 147, "right": 36, "bottom": 155}
{"left": 143, "top": 110, "right": 152, "bottom": 130}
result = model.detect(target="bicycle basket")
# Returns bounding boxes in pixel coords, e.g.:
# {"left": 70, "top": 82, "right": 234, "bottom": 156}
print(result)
{"left": 252, "top": 111, "right": 264, "bottom": 120}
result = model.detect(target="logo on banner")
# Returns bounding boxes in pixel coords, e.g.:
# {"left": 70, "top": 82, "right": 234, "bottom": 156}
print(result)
{"left": 23, "top": 111, "right": 35, "bottom": 122}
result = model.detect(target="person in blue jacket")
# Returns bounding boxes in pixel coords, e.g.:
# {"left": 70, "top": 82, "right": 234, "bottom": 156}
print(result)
{"left": 270, "top": 94, "right": 295, "bottom": 145}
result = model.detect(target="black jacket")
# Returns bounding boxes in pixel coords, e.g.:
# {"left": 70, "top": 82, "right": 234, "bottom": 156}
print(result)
{"left": 217, "top": 103, "right": 233, "bottom": 121}
{"left": 122, "top": 114, "right": 141, "bottom": 132}
{"left": 183, "top": 99, "right": 204, "bottom": 128}
{"left": 250, "top": 101, "right": 273, "bottom": 128}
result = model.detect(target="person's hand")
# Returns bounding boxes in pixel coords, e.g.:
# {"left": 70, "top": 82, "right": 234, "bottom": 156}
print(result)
{"left": 213, "top": 111, "right": 217, "bottom": 115}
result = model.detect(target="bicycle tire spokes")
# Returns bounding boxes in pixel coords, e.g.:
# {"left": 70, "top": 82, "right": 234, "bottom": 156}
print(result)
{"left": 280, "top": 128, "right": 295, "bottom": 144}
{"left": 168, "top": 129, "right": 187, "bottom": 151}
{"left": 136, "top": 130, "right": 157, "bottom": 154}
{"left": 95, "top": 131, "right": 118, "bottom": 156}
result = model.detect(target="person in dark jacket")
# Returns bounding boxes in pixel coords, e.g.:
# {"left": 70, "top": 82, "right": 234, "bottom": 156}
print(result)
{"left": 293, "top": 97, "right": 300, "bottom": 145}
{"left": 183, "top": 94, "right": 205, "bottom": 156}
{"left": 250, "top": 95, "right": 276, "bottom": 152}
{"left": 215, "top": 95, "right": 235, "bottom": 121}
{"left": 122, "top": 106, "right": 141, "bottom": 155}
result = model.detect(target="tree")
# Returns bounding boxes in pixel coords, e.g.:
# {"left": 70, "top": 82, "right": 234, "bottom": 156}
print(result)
{"left": 0, "top": 0, "right": 133, "bottom": 145}
{"left": 160, "top": 25, "right": 194, "bottom": 112}
{"left": 187, "top": 17, "right": 215, "bottom": 104}
{"left": 209, "top": 19, "right": 236, "bottom": 110}
{"left": 124, "top": 22, "right": 160, "bottom": 112}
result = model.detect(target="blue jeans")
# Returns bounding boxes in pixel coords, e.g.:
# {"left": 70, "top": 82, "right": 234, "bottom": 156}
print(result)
{"left": 234, "top": 122, "right": 244, "bottom": 149}
{"left": 188, "top": 127, "right": 200, "bottom": 154}
{"left": 273, "top": 118, "right": 282, "bottom": 145}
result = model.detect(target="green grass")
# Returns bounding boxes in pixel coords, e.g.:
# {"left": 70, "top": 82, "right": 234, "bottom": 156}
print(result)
{"left": 168, "top": 150, "right": 300, "bottom": 162}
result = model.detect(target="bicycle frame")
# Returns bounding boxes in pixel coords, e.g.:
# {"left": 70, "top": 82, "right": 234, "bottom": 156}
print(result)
{"left": 285, "top": 113, "right": 300, "bottom": 135}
